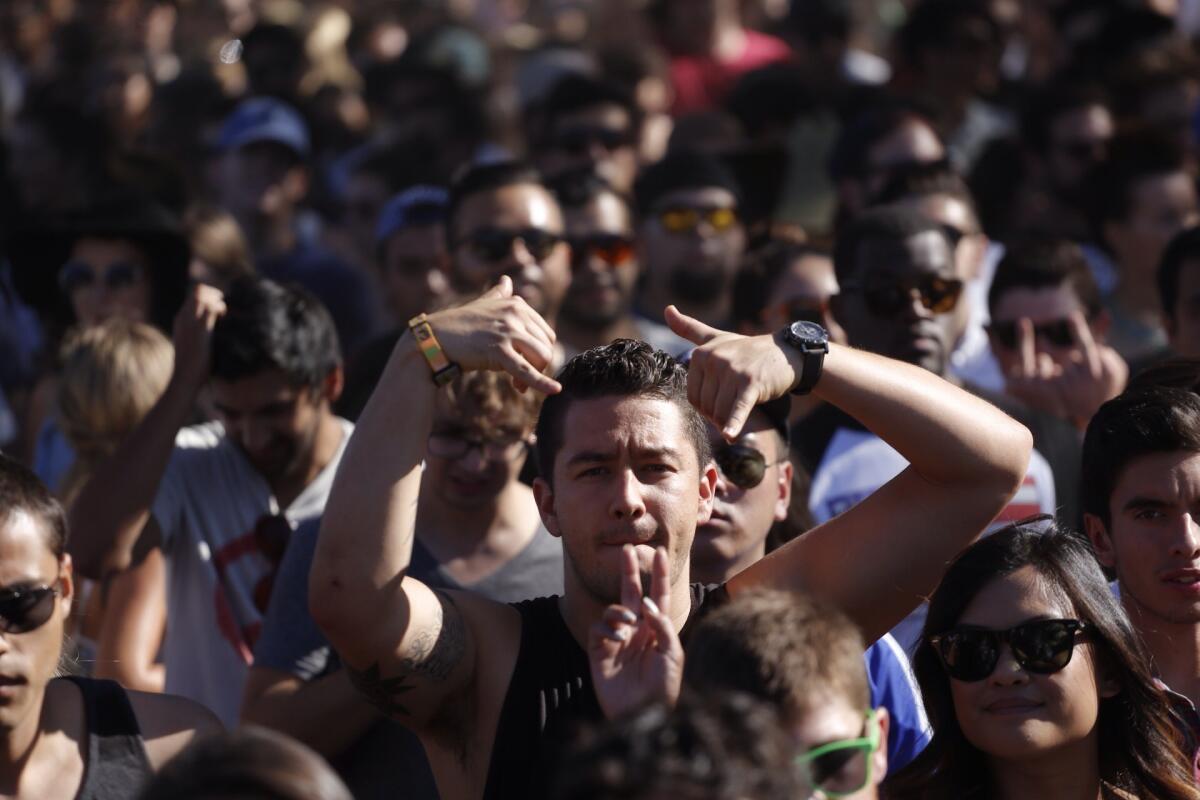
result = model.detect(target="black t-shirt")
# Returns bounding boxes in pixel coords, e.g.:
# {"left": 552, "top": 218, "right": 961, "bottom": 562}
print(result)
{"left": 482, "top": 584, "right": 730, "bottom": 800}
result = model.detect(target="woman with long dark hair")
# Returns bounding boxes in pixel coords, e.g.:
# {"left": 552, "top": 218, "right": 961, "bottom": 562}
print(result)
{"left": 886, "top": 518, "right": 1199, "bottom": 799}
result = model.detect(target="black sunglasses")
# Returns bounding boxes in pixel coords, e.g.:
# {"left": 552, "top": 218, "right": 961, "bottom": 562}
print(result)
{"left": 553, "top": 126, "right": 632, "bottom": 155}
{"left": 714, "top": 444, "right": 783, "bottom": 490}
{"left": 0, "top": 584, "right": 60, "bottom": 634}
{"left": 840, "top": 275, "right": 963, "bottom": 318}
{"left": 567, "top": 234, "right": 635, "bottom": 268}
{"left": 929, "top": 618, "right": 1090, "bottom": 682}
{"left": 58, "top": 260, "right": 144, "bottom": 295}
{"left": 459, "top": 228, "right": 563, "bottom": 263}
{"left": 987, "top": 319, "right": 1075, "bottom": 350}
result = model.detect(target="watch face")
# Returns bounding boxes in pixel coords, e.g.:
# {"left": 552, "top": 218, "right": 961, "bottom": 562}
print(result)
{"left": 788, "top": 320, "right": 828, "bottom": 344}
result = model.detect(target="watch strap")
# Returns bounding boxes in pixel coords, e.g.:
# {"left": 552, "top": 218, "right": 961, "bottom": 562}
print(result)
{"left": 408, "top": 314, "right": 462, "bottom": 386}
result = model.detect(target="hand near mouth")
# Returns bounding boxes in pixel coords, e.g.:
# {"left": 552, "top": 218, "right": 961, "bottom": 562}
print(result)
{"left": 588, "top": 544, "right": 684, "bottom": 720}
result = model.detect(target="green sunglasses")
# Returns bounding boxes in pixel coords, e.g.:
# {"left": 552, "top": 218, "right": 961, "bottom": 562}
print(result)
{"left": 795, "top": 709, "right": 880, "bottom": 799}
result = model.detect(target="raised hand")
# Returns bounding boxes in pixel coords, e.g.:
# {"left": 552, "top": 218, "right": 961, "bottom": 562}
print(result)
{"left": 171, "top": 283, "right": 227, "bottom": 396}
{"left": 1003, "top": 311, "right": 1126, "bottom": 429}
{"left": 426, "top": 276, "right": 562, "bottom": 395}
{"left": 666, "top": 305, "right": 800, "bottom": 439}
{"left": 588, "top": 545, "right": 684, "bottom": 720}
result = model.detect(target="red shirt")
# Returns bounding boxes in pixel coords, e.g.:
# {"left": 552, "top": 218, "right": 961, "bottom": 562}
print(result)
{"left": 669, "top": 30, "right": 791, "bottom": 116}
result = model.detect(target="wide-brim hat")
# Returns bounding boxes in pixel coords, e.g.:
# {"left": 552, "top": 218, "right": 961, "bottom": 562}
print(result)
{"left": 6, "top": 191, "right": 191, "bottom": 332}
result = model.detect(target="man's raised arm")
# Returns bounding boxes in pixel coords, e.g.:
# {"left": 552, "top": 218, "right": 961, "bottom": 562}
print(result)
{"left": 668, "top": 307, "right": 1032, "bottom": 643}
{"left": 309, "top": 278, "right": 560, "bottom": 730}
{"left": 68, "top": 286, "right": 226, "bottom": 579}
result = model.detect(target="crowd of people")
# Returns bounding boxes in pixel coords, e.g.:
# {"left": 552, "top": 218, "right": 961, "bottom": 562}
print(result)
{"left": 1, "top": 0, "right": 1200, "bottom": 797}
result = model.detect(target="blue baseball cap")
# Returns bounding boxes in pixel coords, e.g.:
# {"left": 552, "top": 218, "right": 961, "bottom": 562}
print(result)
{"left": 218, "top": 97, "right": 310, "bottom": 159}
{"left": 374, "top": 185, "right": 450, "bottom": 246}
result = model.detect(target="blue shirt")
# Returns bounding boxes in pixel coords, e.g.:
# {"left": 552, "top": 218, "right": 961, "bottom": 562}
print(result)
{"left": 866, "top": 633, "right": 931, "bottom": 774}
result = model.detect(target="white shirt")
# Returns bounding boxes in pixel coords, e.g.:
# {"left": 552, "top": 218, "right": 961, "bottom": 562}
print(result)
{"left": 151, "top": 418, "right": 352, "bottom": 725}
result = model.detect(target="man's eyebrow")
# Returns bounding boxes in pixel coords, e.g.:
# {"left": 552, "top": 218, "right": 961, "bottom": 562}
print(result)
{"left": 566, "top": 450, "right": 616, "bottom": 467}
{"left": 1123, "top": 496, "right": 1172, "bottom": 512}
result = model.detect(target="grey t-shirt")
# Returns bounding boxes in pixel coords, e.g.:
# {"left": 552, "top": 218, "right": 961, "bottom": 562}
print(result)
{"left": 253, "top": 517, "right": 564, "bottom": 799}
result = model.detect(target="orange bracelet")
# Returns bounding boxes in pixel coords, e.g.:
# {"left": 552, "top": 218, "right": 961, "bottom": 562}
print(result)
{"left": 408, "top": 314, "right": 462, "bottom": 386}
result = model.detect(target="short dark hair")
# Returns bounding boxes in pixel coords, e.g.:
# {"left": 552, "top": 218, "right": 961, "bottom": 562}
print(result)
{"left": 732, "top": 227, "right": 824, "bottom": 329}
{"left": 833, "top": 204, "right": 948, "bottom": 284}
{"left": 683, "top": 589, "right": 869, "bottom": 720}
{"left": 549, "top": 170, "right": 634, "bottom": 217}
{"left": 1020, "top": 81, "right": 1111, "bottom": 155}
{"left": 535, "top": 340, "right": 711, "bottom": 484}
{"left": 139, "top": 726, "right": 352, "bottom": 800}
{"left": 0, "top": 454, "right": 67, "bottom": 559}
{"left": 536, "top": 75, "right": 639, "bottom": 141}
{"left": 888, "top": 518, "right": 1200, "bottom": 799}
{"left": 1087, "top": 130, "right": 1189, "bottom": 231}
{"left": 988, "top": 237, "right": 1102, "bottom": 320}
{"left": 210, "top": 278, "right": 341, "bottom": 391}
{"left": 873, "top": 160, "right": 978, "bottom": 221}
{"left": 1158, "top": 225, "right": 1200, "bottom": 319}
{"left": 896, "top": 0, "right": 1000, "bottom": 67}
{"left": 1082, "top": 387, "right": 1200, "bottom": 526}
{"left": 446, "top": 160, "right": 550, "bottom": 242}
{"left": 550, "top": 693, "right": 806, "bottom": 800}
{"left": 828, "top": 101, "right": 940, "bottom": 182}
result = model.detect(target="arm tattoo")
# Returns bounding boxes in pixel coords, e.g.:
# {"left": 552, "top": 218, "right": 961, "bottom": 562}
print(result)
{"left": 346, "top": 590, "right": 468, "bottom": 718}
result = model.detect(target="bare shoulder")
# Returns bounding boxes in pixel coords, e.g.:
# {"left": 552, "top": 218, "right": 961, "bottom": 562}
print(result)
{"left": 126, "top": 689, "right": 223, "bottom": 770}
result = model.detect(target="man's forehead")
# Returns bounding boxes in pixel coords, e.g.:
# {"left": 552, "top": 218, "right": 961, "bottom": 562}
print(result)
{"left": 458, "top": 183, "right": 563, "bottom": 231}
{"left": 653, "top": 186, "right": 737, "bottom": 211}
{"left": 560, "top": 395, "right": 690, "bottom": 449}
{"left": 1113, "top": 450, "right": 1200, "bottom": 504}
{"left": 857, "top": 230, "right": 952, "bottom": 277}
{"left": 211, "top": 369, "right": 303, "bottom": 404}
{"left": 564, "top": 193, "right": 633, "bottom": 235}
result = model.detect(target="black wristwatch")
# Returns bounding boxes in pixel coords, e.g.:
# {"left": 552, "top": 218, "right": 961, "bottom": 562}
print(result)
{"left": 781, "top": 321, "right": 829, "bottom": 395}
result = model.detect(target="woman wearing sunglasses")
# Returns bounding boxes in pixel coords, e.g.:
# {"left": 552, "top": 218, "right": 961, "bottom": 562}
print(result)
{"left": 886, "top": 519, "right": 1199, "bottom": 800}
{"left": 0, "top": 455, "right": 218, "bottom": 798}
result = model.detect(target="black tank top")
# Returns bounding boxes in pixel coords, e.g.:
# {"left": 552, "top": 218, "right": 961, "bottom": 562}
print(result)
{"left": 63, "top": 676, "right": 153, "bottom": 800}
{"left": 481, "top": 584, "right": 729, "bottom": 800}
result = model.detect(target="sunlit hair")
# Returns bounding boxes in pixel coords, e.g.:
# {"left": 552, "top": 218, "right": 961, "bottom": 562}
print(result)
{"left": 0, "top": 455, "right": 67, "bottom": 559}
{"left": 56, "top": 319, "right": 174, "bottom": 504}
{"left": 440, "top": 369, "right": 543, "bottom": 439}
{"left": 886, "top": 519, "right": 1200, "bottom": 800}
{"left": 684, "top": 589, "right": 869, "bottom": 721}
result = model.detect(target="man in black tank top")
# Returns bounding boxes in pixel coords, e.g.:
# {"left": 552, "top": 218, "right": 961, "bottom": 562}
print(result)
{"left": 310, "top": 279, "right": 1033, "bottom": 799}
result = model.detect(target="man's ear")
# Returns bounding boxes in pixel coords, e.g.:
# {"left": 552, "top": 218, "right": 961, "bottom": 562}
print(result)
{"left": 871, "top": 706, "right": 890, "bottom": 785}
{"left": 322, "top": 366, "right": 345, "bottom": 404}
{"left": 533, "top": 477, "right": 561, "bottom": 538}
{"left": 1084, "top": 513, "right": 1117, "bottom": 569}
{"left": 284, "top": 165, "right": 310, "bottom": 203}
{"left": 58, "top": 554, "right": 75, "bottom": 617}
{"left": 698, "top": 461, "right": 717, "bottom": 525}
{"left": 774, "top": 461, "right": 793, "bottom": 522}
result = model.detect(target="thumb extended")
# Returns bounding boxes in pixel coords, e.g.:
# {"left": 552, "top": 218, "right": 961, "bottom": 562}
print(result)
{"left": 486, "top": 275, "right": 514, "bottom": 299}
{"left": 665, "top": 305, "right": 720, "bottom": 345}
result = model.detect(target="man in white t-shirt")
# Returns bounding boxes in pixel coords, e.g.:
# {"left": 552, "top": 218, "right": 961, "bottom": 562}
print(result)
{"left": 69, "top": 277, "right": 351, "bottom": 724}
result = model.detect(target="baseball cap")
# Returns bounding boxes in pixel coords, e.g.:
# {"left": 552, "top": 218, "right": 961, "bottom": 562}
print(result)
{"left": 218, "top": 97, "right": 310, "bottom": 159}
{"left": 375, "top": 185, "right": 450, "bottom": 247}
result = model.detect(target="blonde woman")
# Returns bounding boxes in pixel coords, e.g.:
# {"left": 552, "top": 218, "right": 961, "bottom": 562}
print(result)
{"left": 57, "top": 320, "right": 174, "bottom": 691}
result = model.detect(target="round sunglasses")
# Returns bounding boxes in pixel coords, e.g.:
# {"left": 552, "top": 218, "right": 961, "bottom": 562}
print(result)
{"left": 566, "top": 234, "right": 635, "bottom": 268}
{"left": 714, "top": 443, "right": 785, "bottom": 490}
{"left": 0, "top": 583, "right": 60, "bottom": 634}
{"left": 929, "top": 618, "right": 1090, "bottom": 682}
{"left": 796, "top": 708, "right": 880, "bottom": 799}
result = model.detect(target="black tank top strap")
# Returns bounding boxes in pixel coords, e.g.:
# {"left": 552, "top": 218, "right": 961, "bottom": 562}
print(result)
{"left": 63, "top": 676, "right": 153, "bottom": 800}
{"left": 483, "top": 595, "right": 601, "bottom": 800}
